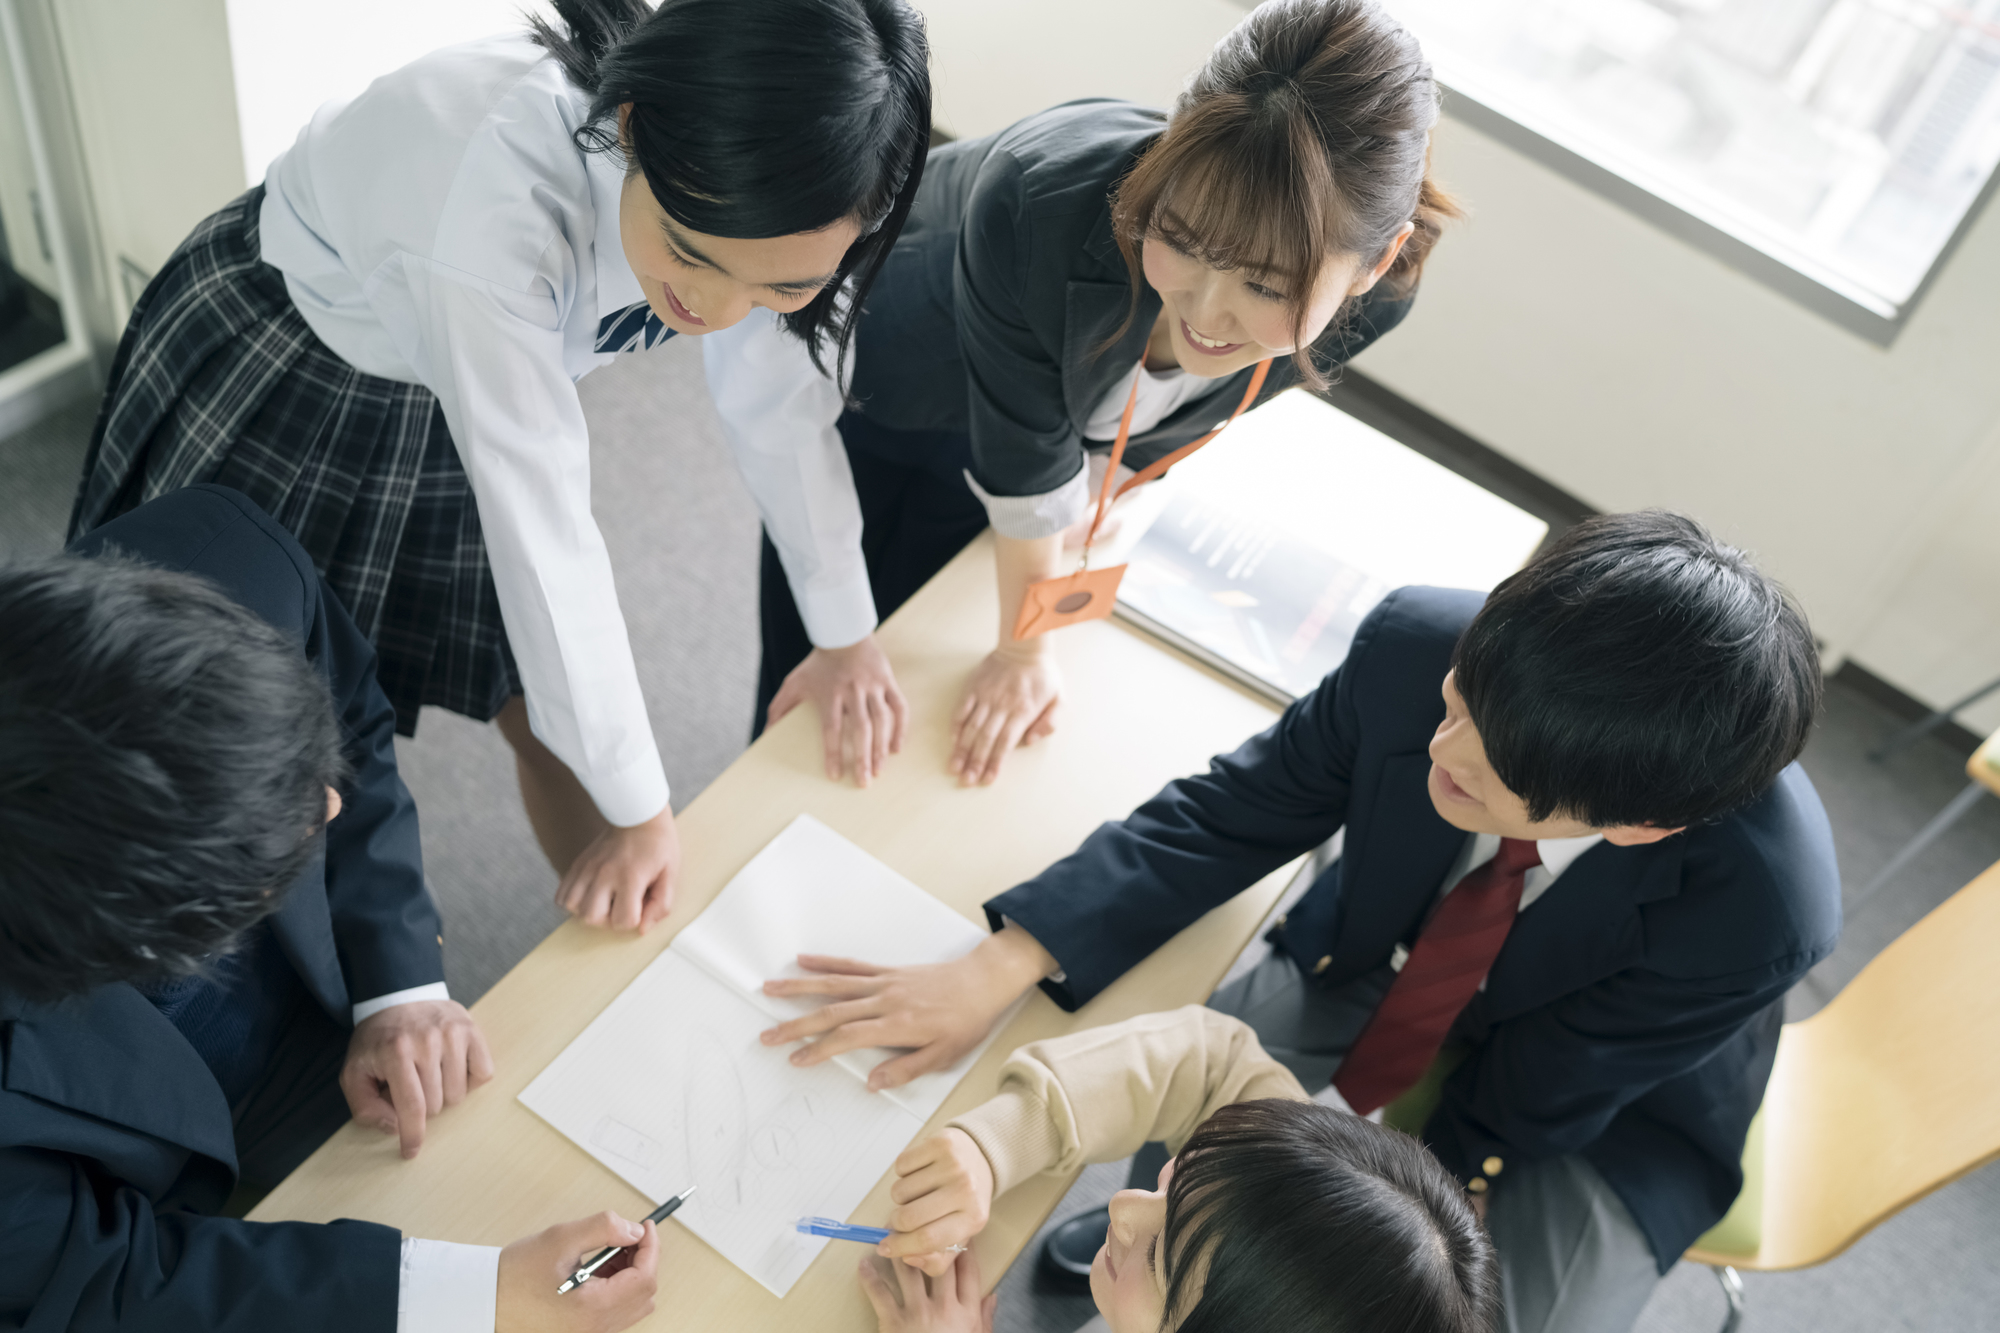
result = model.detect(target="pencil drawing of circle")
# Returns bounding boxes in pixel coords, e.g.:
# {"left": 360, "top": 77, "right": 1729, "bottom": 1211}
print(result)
{"left": 1055, "top": 591, "right": 1092, "bottom": 613}
{"left": 748, "top": 1122, "right": 800, "bottom": 1168}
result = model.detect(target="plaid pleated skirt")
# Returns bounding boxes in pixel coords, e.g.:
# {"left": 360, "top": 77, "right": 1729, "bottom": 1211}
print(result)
{"left": 69, "top": 187, "right": 518, "bottom": 734}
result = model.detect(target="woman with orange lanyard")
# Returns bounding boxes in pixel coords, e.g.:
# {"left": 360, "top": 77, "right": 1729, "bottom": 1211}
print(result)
{"left": 751, "top": 0, "right": 1458, "bottom": 784}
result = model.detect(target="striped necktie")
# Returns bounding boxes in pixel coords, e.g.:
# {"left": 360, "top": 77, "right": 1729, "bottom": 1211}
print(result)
{"left": 1332, "top": 837, "right": 1542, "bottom": 1116}
{"left": 594, "top": 299, "right": 675, "bottom": 354}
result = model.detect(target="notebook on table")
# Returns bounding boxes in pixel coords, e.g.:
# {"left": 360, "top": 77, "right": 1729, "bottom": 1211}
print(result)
{"left": 520, "top": 814, "right": 1014, "bottom": 1297}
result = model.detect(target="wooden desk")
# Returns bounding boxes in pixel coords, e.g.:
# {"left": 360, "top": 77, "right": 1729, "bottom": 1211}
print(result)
{"left": 252, "top": 533, "right": 1292, "bottom": 1330}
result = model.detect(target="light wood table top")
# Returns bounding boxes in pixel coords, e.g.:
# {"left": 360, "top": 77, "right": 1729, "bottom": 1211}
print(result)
{"left": 252, "top": 533, "right": 1292, "bottom": 1330}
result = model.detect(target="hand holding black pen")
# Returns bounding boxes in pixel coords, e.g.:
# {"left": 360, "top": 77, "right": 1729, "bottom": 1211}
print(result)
{"left": 560, "top": 1187, "right": 697, "bottom": 1294}
{"left": 495, "top": 1207, "right": 662, "bottom": 1333}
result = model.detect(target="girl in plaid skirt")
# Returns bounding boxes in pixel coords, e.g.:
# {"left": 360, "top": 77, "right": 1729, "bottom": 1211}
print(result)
{"left": 70, "top": 0, "right": 930, "bottom": 932}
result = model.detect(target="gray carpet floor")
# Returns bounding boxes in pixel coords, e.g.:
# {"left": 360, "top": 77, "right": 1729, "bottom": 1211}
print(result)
{"left": 5, "top": 336, "right": 1995, "bottom": 1332}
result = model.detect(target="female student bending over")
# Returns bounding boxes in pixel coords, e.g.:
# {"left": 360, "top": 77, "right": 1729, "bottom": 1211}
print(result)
{"left": 753, "top": 0, "right": 1458, "bottom": 784}
{"left": 858, "top": 1007, "right": 1496, "bottom": 1333}
{"left": 71, "top": 0, "right": 930, "bottom": 932}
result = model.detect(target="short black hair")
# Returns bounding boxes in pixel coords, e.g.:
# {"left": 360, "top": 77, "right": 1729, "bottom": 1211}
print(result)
{"left": 1163, "top": 1100, "right": 1498, "bottom": 1333}
{"left": 0, "top": 555, "right": 345, "bottom": 1003}
{"left": 530, "top": 0, "right": 932, "bottom": 384}
{"left": 1453, "top": 510, "right": 1820, "bottom": 830}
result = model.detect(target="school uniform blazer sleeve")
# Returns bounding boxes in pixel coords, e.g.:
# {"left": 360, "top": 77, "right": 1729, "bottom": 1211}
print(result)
{"left": 403, "top": 256, "right": 670, "bottom": 829}
{"left": 985, "top": 593, "right": 1418, "bottom": 1006}
{"left": 947, "top": 1007, "right": 1307, "bottom": 1195}
{"left": 954, "top": 150, "right": 1094, "bottom": 534}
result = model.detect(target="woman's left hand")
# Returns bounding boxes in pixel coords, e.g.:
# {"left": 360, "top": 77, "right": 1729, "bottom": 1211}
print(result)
{"left": 858, "top": 1250, "right": 995, "bottom": 1333}
{"left": 767, "top": 637, "right": 909, "bottom": 787}
{"left": 879, "top": 1129, "right": 995, "bottom": 1275}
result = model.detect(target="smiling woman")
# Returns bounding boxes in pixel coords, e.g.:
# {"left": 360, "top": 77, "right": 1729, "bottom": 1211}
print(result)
{"left": 69, "top": 0, "right": 932, "bottom": 938}
{"left": 750, "top": 0, "right": 1461, "bottom": 788}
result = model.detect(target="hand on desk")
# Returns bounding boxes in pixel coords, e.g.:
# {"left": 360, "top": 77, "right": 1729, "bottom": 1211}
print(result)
{"left": 767, "top": 637, "right": 909, "bottom": 788}
{"left": 497, "top": 1212, "right": 658, "bottom": 1333}
{"left": 948, "top": 644, "right": 1060, "bottom": 786}
{"left": 341, "top": 999, "right": 494, "bottom": 1159}
{"left": 758, "top": 926, "right": 1057, "bottom": 1090}
{"left": 859, "top": 1250, "right": 995, "bottom": 1333}
{"left": 556, "top": 804, "right": 680, "bottom": 933}
{"left": 880, "top": 1128, "right": 995, "bottom": 1275}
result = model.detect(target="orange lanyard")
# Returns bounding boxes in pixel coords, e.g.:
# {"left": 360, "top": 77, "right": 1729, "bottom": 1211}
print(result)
{"left": 1079, "top": 357, "right": 1274, "bottom": 558}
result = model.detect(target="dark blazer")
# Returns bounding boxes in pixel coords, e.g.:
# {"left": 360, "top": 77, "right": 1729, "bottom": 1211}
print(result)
{"left": 849, "top": 99, "right": 1415, "bottom": 499}
{"left": 987, "top": 587, "right": 1842, "bottom": 1269}
{"left": 0, "top": 485, "right": 444, "bottom": 1330}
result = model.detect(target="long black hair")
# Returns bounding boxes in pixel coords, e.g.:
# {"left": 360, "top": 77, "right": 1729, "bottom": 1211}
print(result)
{"left": 1163, "top": 1100, "right": 1499, "bottom": 1333}
{"left": 529, "top": 0, "right": 931, "bottom": 381}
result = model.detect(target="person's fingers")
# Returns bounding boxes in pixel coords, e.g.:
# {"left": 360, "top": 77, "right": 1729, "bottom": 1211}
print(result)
{"left": 857, "top": 1255, "right": 899, "bottom": 1318}
{"left": 760, "top": 973, "right": 881, "bottom": 1002}
{"left": 387, "top": 1056, "right": 429, "bottom": 1158}
{"left": 577, "top": 865, "right": 620, "bottom": 927}
{"left": 795, "top": 954, "right": 887, "bottom": 976}
{"left": 867, "top": 691, "right": 891, "bottom": 779}
{"left": 902, "top": 1250, "right": 956, "bottom": 1277}
{"left": 951, "top": 686, "right": 978, "bottom": 727}
{"left": 886, "top": 680, "right": 909, "bottom": 754}
{"left": 954, "top": 702, "right": 1000, "bottom": 784}
{"left": 415, "top": 1031, "right": 446, "bottom": 1116}
{"left": 886, "top": 1181, "right": 959, "bottom": 1236}
{"left": 339, "top": 1061, "right": 398, "bottom": 1135}
{"left": 441, "top": 1026, "right": 470, "bottom": 1107}
{"left": 1025, "top": 697, "right": 1060, "bottom": 742}
{"left": 761, "top": 995, "right": 883, "bottom": 1048}
{"left": 792, "top": 1015, "right": 899, "bottom": 1066}
{"left": 601, "top": 1218, "right": 659, "bottom": 1288}
{"left": 949, "top": 699, "right": 990, "bottom": 777}
{"left": 467, "top": 1024, "right": 496, "bottom": 1088}
{"left": 891, "top": 1250, "right": 927, "bottom": 1307}
{"left": 972, "top": 706, "right": 1024, "bottom": 786}
{"left": 891, "top": 1134, "right": 948, "bottom": 1181}
{"left": 561, "top": 1210, "right": 646, "bottom": 1267}
{"left": 850, "top": 691, "right": 875, "bottom": 787}
{"left": 867, "top": 1042, "right": 960, "bottom": 1092}
{"left": 768, "top": 672, "right": 806, "bottom": 728}
{"left": 956, "top": 1249, "right": 984, "bottom": 1305}
{"left": 822, "top": 689, "right": 845, "bottom": 781}
{"left": 639, "top": 869, "right": 674, "bottom": 932}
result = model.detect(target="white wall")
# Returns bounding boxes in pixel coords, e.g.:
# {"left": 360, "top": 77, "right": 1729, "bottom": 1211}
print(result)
{"left": 913, "top": 0, "right": 2000, "bottom": 734}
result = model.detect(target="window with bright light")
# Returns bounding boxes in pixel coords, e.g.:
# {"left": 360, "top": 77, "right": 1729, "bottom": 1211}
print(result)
{"left": 1383, "top": 0, "right": 2000, "bottom": 324}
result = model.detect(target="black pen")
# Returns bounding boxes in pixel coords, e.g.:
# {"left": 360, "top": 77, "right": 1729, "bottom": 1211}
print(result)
{"left": 556, "top": 1186, "right": 697, "bottom": 1294}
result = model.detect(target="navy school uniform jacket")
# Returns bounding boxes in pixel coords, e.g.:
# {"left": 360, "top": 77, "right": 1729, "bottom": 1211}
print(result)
{"left": 0, "top": 485, "right": 444, "bottom": 1330}
{"left": 986, "top": 586, "right": 1842, "bottom": 1269}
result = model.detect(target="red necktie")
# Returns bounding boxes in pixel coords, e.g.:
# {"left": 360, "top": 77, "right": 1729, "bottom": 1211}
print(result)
{"left": 1332, "top": 837, "right": 1542, "bottom": 1116}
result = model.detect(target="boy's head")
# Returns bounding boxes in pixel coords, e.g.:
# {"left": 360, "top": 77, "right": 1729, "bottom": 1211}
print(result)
{"left": 0, "top": 555, "right": 345, "bottom": 1003}
{"left": 1434, "top": 511, "right": 1819, "bottom": 844}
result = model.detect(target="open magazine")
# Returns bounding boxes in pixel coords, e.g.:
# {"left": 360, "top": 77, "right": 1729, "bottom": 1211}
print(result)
{"left": 1115, "top": 491, "right": 1392, "bottom": 704}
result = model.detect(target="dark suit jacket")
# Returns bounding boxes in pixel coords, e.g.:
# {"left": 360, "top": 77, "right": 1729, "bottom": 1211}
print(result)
{"left": 849, "top": 99, "right": 1414, "bottom": 499}
{"left": 0, "top": 485, "right": 443, "bottom": 1330}
{"left": 987, "top": 587, "right": 1842, "bottom": 1269}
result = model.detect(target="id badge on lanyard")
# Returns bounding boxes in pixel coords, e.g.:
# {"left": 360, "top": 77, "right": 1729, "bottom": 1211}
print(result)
{"left": 1012, "top": 357, "right": 1272, "bottom": 640}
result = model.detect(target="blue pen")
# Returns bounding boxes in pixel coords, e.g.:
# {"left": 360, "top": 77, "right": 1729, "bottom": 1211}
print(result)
{"left": 796, "top": 1217, "right": 967, "bottom": 1253}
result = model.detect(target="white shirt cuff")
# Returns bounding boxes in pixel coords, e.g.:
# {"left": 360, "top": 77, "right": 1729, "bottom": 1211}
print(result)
{"left": 397, "top": 1237, "right": 500, "bottom": 1333}
{"left": 577, "top": 750, "right": 673, "bottom": 830}
{"left": 964, "top": 467, "right": 1092, "bottom": 541}
{"left": 353, "top": 982, "right": 453, "bottom": 1027}
{"left": 794, "top": 568, "right": 880, "bottom": 650}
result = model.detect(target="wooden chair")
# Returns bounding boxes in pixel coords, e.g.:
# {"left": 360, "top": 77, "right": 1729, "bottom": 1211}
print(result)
{"left": 1683, "top": 852, "right": 2000, "bottom": 1330}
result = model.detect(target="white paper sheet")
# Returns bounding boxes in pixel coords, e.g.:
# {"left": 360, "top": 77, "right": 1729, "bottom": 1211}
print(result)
{"left": 672, "top": 814, "right": 1009, "bottom": 1120}
{"left": 519, "top": 816, "right": 1012, "bottom": 1297}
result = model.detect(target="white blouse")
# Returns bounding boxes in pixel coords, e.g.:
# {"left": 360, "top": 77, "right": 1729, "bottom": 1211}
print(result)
{"left": 258, "top": 33, "right": 872, "bottom": 827}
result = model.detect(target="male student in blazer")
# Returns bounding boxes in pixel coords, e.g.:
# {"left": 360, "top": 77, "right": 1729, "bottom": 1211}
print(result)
{"left": 757, "top": 511, "right": 1841, "bottom": 1333}
{"left": 0, "top": 486, "right": 657, "bottom": 1332}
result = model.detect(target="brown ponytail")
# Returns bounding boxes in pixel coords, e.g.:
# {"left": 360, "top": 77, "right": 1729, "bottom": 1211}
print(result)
{"left": 1105, "top": 0, "right": 1462, "bottom": 387}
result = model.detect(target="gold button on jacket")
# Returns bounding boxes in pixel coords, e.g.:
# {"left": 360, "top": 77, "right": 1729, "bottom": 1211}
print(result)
{"left": 1483, "top": 1156, "right": 1504, "bottom": 1176}
{"left": 1467, "top": 1178, "right": 1488, "bottom": 1194}
{"left": 1312, "top": 955, "right": 1333, "bottom": 975}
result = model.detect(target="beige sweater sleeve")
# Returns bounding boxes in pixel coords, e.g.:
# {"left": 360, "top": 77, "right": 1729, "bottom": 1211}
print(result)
{"left": 946, "top": 1006, "right": 1309, "bottom": 1196}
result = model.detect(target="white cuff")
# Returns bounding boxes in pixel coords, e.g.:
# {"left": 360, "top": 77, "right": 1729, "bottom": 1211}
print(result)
{"left": 794, "top": 567, "right": 880, "bottom": 650}
{"left": 1312, "top": 1081, "right": 1356, "bottom": 1115}
{"left": 963, "top": 467, "right": 1091, "bottom": 541}
{"left": 353, "top": 982, "right": 453, "bottom": 1027}
{"left": 578, "top": 750, "right": 672, "bottom": 830}
{"left": 397, "top": 1237, "right": 500, "bottom": 1333}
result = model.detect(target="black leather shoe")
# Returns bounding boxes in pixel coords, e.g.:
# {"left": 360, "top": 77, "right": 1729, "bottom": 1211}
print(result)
{"left": 1038, "top": 1206, "right": 1109, "bottom": 1292}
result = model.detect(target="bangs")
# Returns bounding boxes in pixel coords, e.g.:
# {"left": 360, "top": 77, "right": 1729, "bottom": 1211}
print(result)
{"left": 1115, "top": 93, "right": 1346, "bottom": 344}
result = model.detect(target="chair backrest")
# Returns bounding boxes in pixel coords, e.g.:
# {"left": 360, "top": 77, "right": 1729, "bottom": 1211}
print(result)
{"left": 1723, "top": 858, "right": 2000, "bottom": 1269}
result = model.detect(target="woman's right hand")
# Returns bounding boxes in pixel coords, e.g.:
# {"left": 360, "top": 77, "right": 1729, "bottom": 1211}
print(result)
{"left": 948, "top": 644, "right": 1061, "bottom": 786}
{"left": 858, "top": 1250, "right": 996, "bottom": 1333}
{"left": 496, "top": 1212, "right": 658, "bottom": 1333}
